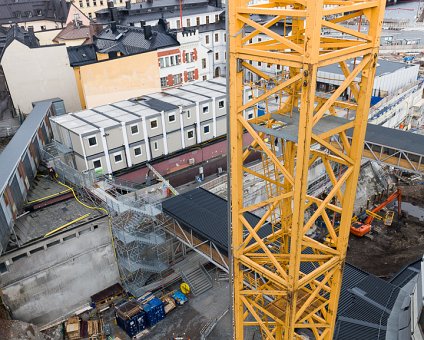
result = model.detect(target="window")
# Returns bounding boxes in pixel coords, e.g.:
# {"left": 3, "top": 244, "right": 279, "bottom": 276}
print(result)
{"left": 165, "top": 57, "right": 170, "bottom": 67}
{"left": 214, "top": 33, "right": 219, "bottom": 42}
{"left": 36, "top": 9, "right": 42, "bottom": 16}
{"left": 134, "top": 146, "right": 142, "bottom": 157}
{"left": 168, "top": 114, "right": 176, "bottom": 123}
{"left": 88, "top": 13, "right": 92, "bottom": 19}
{"left": 88, "top": 136, "right": 97, "bottom": 147}
{"left": 187, "top": 129, "right": 194, "bottom": 139}
{"left": 206, "top": 16, "right": 210, "bottom": 24}
{"left": 159, "top": 58, "right": 165, "bottom": 68}
{"left": 187, "top": 111, "right": 191, "bottom": 119}
{"left": 150, "top": 119, "right": 158, "bottom": 129}
{"left": 187, "top": 70, "right": 195, "bottom": 81}
{"left": 205, "top": 35, "right": 210, "bottom": 44}
{"left": 224, "top": 33, "right": 226, "bottom": 42}
{"left": 258, "top": 61, "right": 262, "bottom": 67}
{"left": 41, "top": 25, "right": 46, "bottom": 31}
{"left": 160, "top": 77, "right": 167, "bottom": 87}
{"left": 196, "top": 17, "right": 200, "bottom": 26}
{"left": 153, "top": 141, "right": 159, "bottom": 151}
{"left": 79, "top": 0, "right": 83, "bottom": 7}
{"left": 176, "top": 19, "right": 181, "bottom": 29}
{"left": 202, "top": 105, "right": 209, "bottom": 114}
{"left": 202, "top": 58, "right": 207, "bottom": 69}
{"left": 100, "top": 0, "right": 103, "bottom": 4}
{"left": 218, "top": 100, "right": 225, "bottom": 109}
{"left": 248, "top": 112, "right": 254, "bottom": 119}
{"left": 215, "top": 52, "right": 219, "bottom": 61}
{"left": 86, "top": 0, "right": 90, "bottom": 6}
{"left": 176, "top": 54, "right": 181, "bottom": 64}
{"left": 114, "top": 152, "right": 123, "bottom": 163}
{"left": 93, "top": 0, "right": 97, "bottom": 5}
{"left": 174, "top": 73, "right": 182, "bottom": 85}
{"left": 93, "top": 159, "right": 101, "bottom": 169}
{"left": 170, "top": 55, "right": 175, "bottom": 66}
{"left": 186, "top": 18, "right": 190, "bottom": 27}
{"left": 258, "top": 38, "right": 262, "bottom": 42}
{"left": 202, "top": 75, "right": 207, "bottom": 81}
{"left": 203, "top": 125, "right": 210, "bottom": 134}
{"left": 215, "top": 15, "right": 219, "bottom": 22}
{"left": 130, "top": 124, "right": 139, "bottom": 135}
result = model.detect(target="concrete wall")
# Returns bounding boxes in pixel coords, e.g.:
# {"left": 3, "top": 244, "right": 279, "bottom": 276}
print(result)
{"left": 0, "top": 220, "right": 119, "bottom": 326}
{"left": 1, "top": 40, "right": 81, "bottom": 114}
{"left": 75, "top": 51, "right": 161, "bottom": 109}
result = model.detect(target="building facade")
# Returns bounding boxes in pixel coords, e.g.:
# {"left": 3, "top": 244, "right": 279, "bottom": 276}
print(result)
{"left": 1, "top": 39, "right": 81, "bottom": 114}
{"left": 0, "top": 99, "right": 64, "bottom": 254}
{"left": 50, "top": 78, "right": 236, "bottom": 174}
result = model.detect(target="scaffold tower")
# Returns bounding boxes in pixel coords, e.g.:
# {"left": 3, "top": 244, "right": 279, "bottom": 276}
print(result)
{"left": 228, "top": 1, "right": 386, "bottom": 339}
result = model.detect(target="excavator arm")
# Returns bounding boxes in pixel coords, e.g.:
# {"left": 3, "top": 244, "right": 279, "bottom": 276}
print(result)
{"left": 364, "top": 188, "right": 402, "bottom": 225}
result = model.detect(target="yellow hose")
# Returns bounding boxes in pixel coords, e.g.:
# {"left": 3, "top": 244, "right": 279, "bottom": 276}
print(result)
{"left": 26, "top": 189, "right": 71, "bottom": 204}
{"left": 55, "top": 180, "right": 109, "bottom": 215}
{"left": 44, "top": 213, "right": 90, "bottom": 237}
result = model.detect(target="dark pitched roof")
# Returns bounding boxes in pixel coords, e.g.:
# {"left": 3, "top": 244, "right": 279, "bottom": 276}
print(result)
{"left": 0, "top": 25, "right": 39, "bottom": 60}
{"left": 162, "top": 188, "right": 272, "bottom": 252}
{"left": 0, "top": 0, "right": 68, "bottom": 25}
{"left": 162, "top": 187, "right": 419, "bottom": 340}
{"left": 93, "top": 24, "right": 179, "bottom": 55}
{"left": 67, "top": 44, "right": 97, "bottom": 66}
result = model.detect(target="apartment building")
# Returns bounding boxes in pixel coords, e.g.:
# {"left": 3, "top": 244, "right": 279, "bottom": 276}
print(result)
{"left": 50, "top": 78, "right": 232, "bottom": 174}
{"left": 0, "top": 0, "right": 68, "bottom": 32}
{"left": 94, "top": 0, "right": 223, "bottom": 30}
{"left": 95, "top": 0, "right": 227, "bottom": 78}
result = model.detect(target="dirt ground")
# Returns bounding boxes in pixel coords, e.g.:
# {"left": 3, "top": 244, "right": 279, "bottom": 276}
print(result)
{"left": 346, "top": 184, "right": 424, "bottom": 278}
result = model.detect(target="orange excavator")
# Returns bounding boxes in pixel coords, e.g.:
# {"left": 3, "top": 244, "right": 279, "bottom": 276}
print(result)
{"left": 350, "top": 188, "right": 402, "bottom": 237}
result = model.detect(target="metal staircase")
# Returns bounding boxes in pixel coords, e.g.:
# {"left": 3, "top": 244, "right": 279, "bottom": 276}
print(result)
{"left": 181, "top": 264, "right": 213, "bottom": 296}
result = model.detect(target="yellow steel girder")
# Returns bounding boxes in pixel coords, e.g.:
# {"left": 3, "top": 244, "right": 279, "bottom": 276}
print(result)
{"left": 228, "top": 1, "right": 386, "bottom": 339}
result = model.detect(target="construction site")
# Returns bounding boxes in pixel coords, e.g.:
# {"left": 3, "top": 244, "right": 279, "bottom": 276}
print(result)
{"left": 0, "top": 1, "right": 424, "bottom": 340}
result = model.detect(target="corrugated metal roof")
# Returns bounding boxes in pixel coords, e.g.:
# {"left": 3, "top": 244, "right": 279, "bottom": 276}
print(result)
{"left": 0, "top": 99, "right": 55, "bottom": 194}
{"left": 50, "top": 78, "right": 228, "bottom": 134}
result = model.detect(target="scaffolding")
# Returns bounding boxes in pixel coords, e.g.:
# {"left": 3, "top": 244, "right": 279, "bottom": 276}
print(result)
{"left": 42, "top": 143, "right": 174, "bottom": 297}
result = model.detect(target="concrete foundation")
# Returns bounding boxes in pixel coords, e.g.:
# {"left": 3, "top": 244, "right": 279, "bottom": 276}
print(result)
{"left": 0, "top": 218, "right": 120, "bottom": 326}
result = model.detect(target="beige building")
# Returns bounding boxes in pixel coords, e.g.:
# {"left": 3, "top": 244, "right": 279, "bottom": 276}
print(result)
{"left": 1, "top": 39, "right": 81, "bottom": 114}
{"left": 73, "top": 50, "right": 162, "bottom": 108}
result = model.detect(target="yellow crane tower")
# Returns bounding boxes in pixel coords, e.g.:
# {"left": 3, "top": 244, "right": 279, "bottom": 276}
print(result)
{"left": 228, "top": 1, "right": 386, "bottom": 339}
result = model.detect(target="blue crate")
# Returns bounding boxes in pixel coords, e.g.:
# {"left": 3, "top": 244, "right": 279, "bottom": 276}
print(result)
{"left": 143, "top": 297, "right": 165, "bottom": 327}
{"left": 116, "top": 310, "right": 147, "bottom": 337}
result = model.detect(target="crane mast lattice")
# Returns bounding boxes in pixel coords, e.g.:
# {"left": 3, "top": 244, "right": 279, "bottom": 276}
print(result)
{"left": 228, "top": 1, "right": 386, "bottom": 339}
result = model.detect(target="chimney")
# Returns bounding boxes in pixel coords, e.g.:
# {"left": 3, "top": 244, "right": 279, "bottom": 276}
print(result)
{"left": 125, "top": 0, "right": 131, "bottom": 9}
{"left": 140, "top": 20, "right": 146, "bottom": 27}
{"left": 111, "top": 21, "right": 117, "bottom": 33}
{"left": 144, "top": 25, "right": 152, "bottom": 40}
{"left": 27, "top": 26, "right": 34, "bottom": 35}
{"left": 107, "top": 1, "right": 118, "bottom": 22}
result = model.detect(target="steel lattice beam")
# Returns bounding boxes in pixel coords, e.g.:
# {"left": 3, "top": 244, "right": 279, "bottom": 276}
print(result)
{"left": 228, "top": 1, "right": 386, "bottom": 339}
